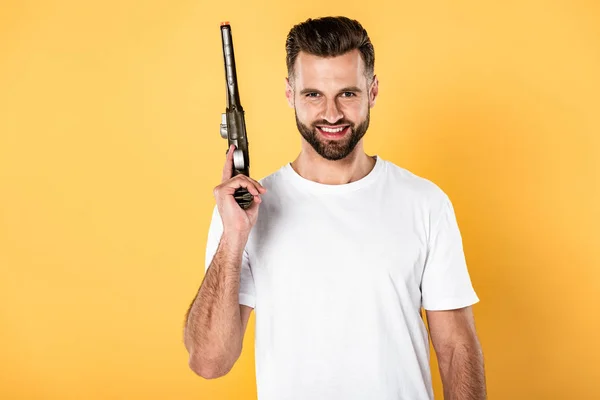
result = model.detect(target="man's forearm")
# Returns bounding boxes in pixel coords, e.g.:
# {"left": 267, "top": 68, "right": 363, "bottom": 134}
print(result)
{"left": 438, "top": 341, "right": 487, "bottom": 400}
{"left": 184, "top": 232, "right": 247, "bottom": 375}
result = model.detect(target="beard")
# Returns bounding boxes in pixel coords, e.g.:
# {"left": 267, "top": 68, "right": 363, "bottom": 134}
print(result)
{"left": 294, "top": 108, "right": 370, "bottom": 161}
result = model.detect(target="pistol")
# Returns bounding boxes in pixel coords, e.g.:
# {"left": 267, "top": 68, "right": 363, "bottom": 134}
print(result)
{"left": 219, "top": 22, "right": 254, "bottom": 210}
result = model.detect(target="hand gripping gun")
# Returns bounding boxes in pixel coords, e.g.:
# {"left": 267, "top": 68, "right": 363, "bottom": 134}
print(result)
{"left": 219, "top": 22, "right": 254, "bottom": 210}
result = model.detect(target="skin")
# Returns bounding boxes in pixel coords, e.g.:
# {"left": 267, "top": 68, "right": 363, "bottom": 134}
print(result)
{"left": 427, "top": 306, "right": 487, "bottom": 399}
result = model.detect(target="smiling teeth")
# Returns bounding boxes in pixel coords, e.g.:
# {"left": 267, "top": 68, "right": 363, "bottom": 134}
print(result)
{"left": 320, "top": 126, "right": 345, "bottom": 133}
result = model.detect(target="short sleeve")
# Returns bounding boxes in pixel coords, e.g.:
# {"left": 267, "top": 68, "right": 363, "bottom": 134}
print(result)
{"left": 205, "top": 205, "right": 256, "bottom": 308}
{"left": 421, "top": 194, "right": 479, "bottom": 311}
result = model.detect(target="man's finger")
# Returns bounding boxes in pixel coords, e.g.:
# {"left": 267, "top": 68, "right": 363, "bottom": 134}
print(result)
{"left": 246, "top": 176, "right": 267, "bottom": 193}
{"left": 222, "top": 175, "right": 261, "bottom": 196}
{"left": 221, "top": 144, "right": 235, "bottom": 183}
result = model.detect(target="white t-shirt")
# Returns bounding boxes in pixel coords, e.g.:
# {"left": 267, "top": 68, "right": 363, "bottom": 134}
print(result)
{"left": 205, "top": 155, "right": 479, "bottom": 400}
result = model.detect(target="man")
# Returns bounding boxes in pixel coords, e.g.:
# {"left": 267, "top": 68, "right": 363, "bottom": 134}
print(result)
{"left": 184, "top": 16, "right": 487, "bottom": 400}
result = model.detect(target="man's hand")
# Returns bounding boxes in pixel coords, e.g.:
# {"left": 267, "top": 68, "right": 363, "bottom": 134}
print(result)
{"left": 214, "top": 144, "right": 267, "bottom": 238}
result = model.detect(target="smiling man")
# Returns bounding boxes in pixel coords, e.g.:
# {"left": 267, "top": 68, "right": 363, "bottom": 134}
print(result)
{"left": 291, "top": 50, "right": 372, "bottom": 163}
{"left": 184, "top": 16, "right": 487, "bottom": 400}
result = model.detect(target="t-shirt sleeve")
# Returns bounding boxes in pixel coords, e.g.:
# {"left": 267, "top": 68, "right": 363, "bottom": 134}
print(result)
{"left": 421, "top": 193, "right": 480, "bottom": 311}
{"left": 204, "top": 204, "right": 256, "bottom": 309}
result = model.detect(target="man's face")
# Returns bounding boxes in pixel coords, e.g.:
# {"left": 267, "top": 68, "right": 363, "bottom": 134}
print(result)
{"left": 285, "top": 49, "right": 378, "bottom": 161}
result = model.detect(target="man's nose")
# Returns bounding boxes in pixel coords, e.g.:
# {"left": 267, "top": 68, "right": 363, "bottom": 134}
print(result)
{"left": 321, "top": 98, "right": 343, "bottom": 123}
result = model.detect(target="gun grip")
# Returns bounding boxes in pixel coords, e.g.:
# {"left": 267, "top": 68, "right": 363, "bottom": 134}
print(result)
{"left": 233, "top": 187, "right": 254, "bottom": 210}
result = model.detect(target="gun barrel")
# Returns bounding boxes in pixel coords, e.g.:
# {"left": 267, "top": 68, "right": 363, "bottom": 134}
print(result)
{"left": 220, "top": 24, "right": 242, "bottom": 110}
{"left": 219, "top": 22, "right": 250, "bottom": 179}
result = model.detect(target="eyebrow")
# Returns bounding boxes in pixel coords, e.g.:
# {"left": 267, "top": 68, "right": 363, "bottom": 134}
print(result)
{"left": 299, "top": 86, "right": 363, "bottom": 95}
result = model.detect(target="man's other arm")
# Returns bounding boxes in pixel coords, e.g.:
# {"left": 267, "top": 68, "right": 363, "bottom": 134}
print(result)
{"left": 426, "top": 306, "right": 487, "bottom": 400}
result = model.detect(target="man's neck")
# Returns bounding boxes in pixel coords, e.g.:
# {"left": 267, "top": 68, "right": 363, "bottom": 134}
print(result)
{"left": 290, "top": 148, "right": 377, "bottom": 186}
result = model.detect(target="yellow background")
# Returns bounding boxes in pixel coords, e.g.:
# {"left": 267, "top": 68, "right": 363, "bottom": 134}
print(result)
{"left": 1, "top": 0, "right": 599, "bottom": 399}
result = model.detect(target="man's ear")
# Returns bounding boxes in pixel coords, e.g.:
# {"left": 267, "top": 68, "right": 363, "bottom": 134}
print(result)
{"left": 285, "top": 77, "right": 294, "bottom": 108}
{"left": 369, "top": 75, "right": 379, "bottom": 108}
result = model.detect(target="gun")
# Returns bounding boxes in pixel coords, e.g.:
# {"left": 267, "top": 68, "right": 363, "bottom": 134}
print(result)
{"left": 219, "top": 22, "right": 254, "bottom": 210}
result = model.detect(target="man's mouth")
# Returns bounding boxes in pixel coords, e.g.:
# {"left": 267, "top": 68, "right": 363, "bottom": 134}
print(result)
{"left": 316, "top": 125, "right": 350, "bottom": 139}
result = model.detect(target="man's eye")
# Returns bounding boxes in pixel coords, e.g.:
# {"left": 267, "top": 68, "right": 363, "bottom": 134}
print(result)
{"left": 305, "top": 93, "right": 320, "bottom": 98}
{"left": 341, "top": 92, "right": 356, "bottom": 97}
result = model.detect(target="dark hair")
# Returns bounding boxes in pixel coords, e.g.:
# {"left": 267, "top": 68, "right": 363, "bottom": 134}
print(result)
{"left": 285, "top": 16, "right": 375, "bottom": 83}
